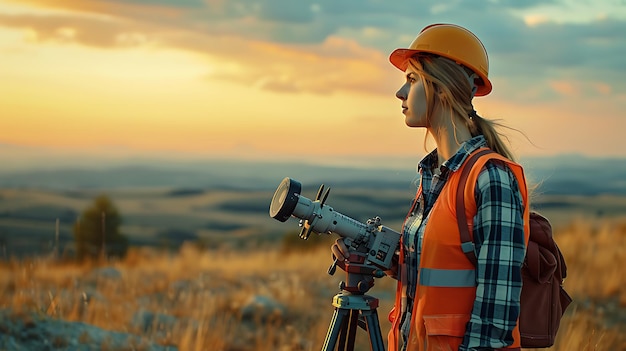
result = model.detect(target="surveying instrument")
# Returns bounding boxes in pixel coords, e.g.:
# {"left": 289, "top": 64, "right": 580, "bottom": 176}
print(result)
{"left": 269, "top": 177, "right": 401, "bottom": 351}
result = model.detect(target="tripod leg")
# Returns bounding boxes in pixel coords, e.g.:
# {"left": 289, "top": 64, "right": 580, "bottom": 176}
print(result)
{"left": 322, "top": 308, "right": 349, "bottom": 351}
{"left": 323, "top": 294, "right": 384, "bottom": 351}
{"left": 343, "top": 309, "right": 359, "bottom": 351}
{"left": 363, "top": 309, "right": 385, "bottom": 351}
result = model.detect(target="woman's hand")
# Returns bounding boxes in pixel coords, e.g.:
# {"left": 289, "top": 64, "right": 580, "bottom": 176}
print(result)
{"left": 330, "top": 238, "right": 350, "bottom": 261}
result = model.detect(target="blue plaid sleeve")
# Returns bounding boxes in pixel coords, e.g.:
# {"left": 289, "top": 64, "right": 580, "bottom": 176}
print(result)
{"left": 459, "top": 160, "right": 526, "bottom": 350}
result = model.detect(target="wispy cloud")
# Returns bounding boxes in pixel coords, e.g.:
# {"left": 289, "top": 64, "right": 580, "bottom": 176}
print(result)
{"left": 549, "top": 80, "right": 581, "bottom": 97}
{"left": 2, "top": 0, "right": 625, "bottom": 106}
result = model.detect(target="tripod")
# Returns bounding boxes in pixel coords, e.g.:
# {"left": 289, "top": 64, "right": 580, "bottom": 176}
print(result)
{"left": 321, "top": 255, "right": 386, "bottom": 351}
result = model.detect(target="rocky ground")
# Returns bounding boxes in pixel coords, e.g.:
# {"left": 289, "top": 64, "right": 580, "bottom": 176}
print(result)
{"left": 1, "top": 241, "right": 624, "bottom": 351}
{"left": 0, "top": 308, "right": 178, "bottom": 351}
{"left": 0, "top": 292, "right": 296, "bottom": 351}
{"left": 0, "top": 258, "right": 322, "bottom": 351}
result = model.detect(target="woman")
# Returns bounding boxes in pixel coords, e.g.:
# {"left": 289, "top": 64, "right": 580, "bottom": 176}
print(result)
{"left": 332, "top": 24, "right": 530, "bottom": 351}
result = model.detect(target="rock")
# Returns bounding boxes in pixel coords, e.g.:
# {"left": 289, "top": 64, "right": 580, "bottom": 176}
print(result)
{"left": 240, "top": 295, "right": 287, "bottom": 323}
{"left": 0, "top": 309, "right": 177, "bottom": 351}
{"left": 131, "top": 309, "right": 178, "bottom": 333}
{"left": 89, "top": 267, "right": 122, "bottom": 280}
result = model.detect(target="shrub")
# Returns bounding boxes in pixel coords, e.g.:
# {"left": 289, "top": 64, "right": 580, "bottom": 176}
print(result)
{"left": 73, "top": 194, "right": 129, "bottom": 261}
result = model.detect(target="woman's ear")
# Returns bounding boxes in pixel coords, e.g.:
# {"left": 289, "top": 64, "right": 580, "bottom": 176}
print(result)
{"left": 469, "top": 75, "right": 478, "bottom": 97}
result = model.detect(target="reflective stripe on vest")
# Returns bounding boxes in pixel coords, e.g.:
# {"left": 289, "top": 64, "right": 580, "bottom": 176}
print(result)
{"left": 419, "top": 268, "right": 476, "bottom": 287}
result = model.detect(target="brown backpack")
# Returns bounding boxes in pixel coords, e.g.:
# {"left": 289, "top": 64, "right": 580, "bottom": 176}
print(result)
{"left": 456, "top": 149, "right": 572, "bottom": 348}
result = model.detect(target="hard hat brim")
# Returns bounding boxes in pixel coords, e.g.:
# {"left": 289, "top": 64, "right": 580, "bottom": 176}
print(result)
{"left": 388, "top": 48, "right": 492, "bottom": 97}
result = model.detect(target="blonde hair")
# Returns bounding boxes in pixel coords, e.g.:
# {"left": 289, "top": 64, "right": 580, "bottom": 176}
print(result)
{"left": 407, "top": 55, "right": 516, "bottom": 161}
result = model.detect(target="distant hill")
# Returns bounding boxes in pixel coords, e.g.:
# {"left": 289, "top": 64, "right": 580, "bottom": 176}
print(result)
{"left": 0, "top": 160, "right": 415, "bottom": 191}
{"left": 520, "top": 154, "right": 626, "bottom": 196}
{"left": 1, "top": 152, "right": 625, "bottom": 259}
{"left": 0, "top": 154, "right": 624, "bottom": 195}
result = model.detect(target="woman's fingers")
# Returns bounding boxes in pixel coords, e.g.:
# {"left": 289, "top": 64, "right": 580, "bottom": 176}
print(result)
{"left": 331, "top": 239, "right": 350, "bottom": 260}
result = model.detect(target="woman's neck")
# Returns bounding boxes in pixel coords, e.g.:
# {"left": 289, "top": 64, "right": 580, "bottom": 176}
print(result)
{"left": 428, "top": 113, "right": 473, "bottom": 168}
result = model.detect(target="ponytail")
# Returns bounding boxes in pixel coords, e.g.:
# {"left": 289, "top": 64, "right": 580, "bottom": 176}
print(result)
{"left": 468, "top": 111, "right": 516, "bottom": 161}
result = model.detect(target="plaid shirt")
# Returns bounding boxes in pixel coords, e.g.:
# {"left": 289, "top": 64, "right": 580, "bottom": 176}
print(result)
{"left": 400, "top": 136, "right": 526, "bottom": 350}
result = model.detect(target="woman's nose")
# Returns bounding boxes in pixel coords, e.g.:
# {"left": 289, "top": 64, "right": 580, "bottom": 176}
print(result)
{"left": 396, "top": 85, "right": 406, "bottom": 100}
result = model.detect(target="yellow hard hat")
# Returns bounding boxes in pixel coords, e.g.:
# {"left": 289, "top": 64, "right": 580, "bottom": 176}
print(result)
{"left": 389, "top": 23, "right": 492, "bottom": 96}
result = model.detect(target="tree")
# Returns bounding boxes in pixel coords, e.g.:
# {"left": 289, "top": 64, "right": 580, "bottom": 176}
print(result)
{"left": 73, "top": 194, "right": 128, "bottom": 261}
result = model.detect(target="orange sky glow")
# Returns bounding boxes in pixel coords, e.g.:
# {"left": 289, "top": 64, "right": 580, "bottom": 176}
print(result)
{"left": 1, "top": 0, "right": 625, "bottom": 168}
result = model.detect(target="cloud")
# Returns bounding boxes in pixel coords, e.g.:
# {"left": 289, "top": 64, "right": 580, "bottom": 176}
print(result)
{"left": 0, "top": 13, "right": 157, "bottom": 47}
{"left": 548, "top": 79, "right": 619, "bottom": 99}
{"left": 108, "top": 0, "right": 204, "bottom": 7}
{"left": 1, "top": 0, "right": 625, "bottom": 100}
{"left": 203, "top": 35, "right": 396, "bottom": 95}
{"left": 592, "top": 82, "right": 612, "bottom": 95}
{"left": 549, "top": 80, "right": 580, "bottom": 97}
{"left": 523, "top": 14, "right": 550, "bottom": 27}
{"left": 257, "top": 0, "right": 315, "bottom": 23}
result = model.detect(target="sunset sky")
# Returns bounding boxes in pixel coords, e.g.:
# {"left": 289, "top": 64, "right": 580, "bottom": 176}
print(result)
{"left": 1, "top": 0, "right": 625, "bottom": 168}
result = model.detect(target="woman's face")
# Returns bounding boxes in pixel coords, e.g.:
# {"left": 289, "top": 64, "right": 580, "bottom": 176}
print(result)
{"left": 395, "top": 66, "right": 429, "bottom": 128}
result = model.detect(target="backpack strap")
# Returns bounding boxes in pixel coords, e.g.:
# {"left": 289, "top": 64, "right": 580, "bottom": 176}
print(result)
{"left": 456, "top": 148, "right": 496, "bottom": 266}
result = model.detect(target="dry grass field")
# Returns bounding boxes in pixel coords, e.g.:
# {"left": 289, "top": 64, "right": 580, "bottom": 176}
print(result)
{"left": 0, "top": 214, "right": 625, "bottom": 350}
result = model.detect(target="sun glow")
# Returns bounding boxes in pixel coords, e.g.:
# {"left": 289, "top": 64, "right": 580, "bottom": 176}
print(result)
{"left": 0, "top": 0, "right": 624, "bottom": 162}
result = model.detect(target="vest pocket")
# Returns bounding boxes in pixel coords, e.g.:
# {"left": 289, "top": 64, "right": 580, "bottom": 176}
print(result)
{"left": 423, "top": 314, "right": 468, "bottom": 351}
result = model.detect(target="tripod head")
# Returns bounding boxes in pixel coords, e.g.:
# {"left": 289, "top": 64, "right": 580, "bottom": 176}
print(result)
{"left": 269, "top": 177, "right": 401, "bottom": 294}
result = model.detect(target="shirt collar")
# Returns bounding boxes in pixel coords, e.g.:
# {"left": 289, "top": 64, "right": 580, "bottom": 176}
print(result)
{"left": 417, "top": 135, "right": 488, "bottom": 174}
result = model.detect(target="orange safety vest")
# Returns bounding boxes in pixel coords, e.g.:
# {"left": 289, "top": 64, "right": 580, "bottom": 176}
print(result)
{"left": 388, "top": 149, "right": 530, "bottom": 351}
